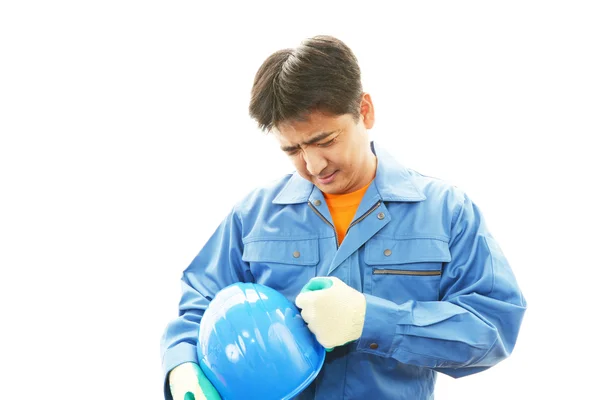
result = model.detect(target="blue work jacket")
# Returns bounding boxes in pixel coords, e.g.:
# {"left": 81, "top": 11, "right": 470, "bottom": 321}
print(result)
{"left": 161, "top": 141, "right": 526, "bottom": 400}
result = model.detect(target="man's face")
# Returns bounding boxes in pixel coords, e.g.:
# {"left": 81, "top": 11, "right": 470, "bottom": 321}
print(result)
{"left": 273, "top": 94, "right": 376, "bottom": 195}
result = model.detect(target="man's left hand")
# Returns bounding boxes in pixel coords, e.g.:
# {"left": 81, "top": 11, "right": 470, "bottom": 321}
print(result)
{"left": 295, "top": 276, "right": 367, "bottom": 350}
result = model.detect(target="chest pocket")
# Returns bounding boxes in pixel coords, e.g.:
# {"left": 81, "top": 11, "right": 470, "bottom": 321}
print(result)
{"left": 242, "top": 238, "right": 319, "bottom": 299}
{"left": 364, "top": 238, "right": 450, "bottom": 304}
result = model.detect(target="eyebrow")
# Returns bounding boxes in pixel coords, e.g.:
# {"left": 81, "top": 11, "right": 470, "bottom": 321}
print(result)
{"left": 280, "top": 131, "right": 337, "bottom": 152}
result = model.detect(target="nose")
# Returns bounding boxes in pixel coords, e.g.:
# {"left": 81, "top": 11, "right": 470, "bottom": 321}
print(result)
{"left": 303, "top": 149, "right": 327, "bottom": 176}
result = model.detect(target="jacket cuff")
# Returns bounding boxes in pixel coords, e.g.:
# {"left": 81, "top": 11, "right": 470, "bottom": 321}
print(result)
{"left": 356, "top": 294, "right": 405, "bottom": 357}
{"left": 162, "top": 342, "right": 199, "bottom": 400}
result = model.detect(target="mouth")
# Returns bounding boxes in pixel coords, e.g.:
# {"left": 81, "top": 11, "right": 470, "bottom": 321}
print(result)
{"left": 316, "top": 171, "right": 338, "bottom": 185}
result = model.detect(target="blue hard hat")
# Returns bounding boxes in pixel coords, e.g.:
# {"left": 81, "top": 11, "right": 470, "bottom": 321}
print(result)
{"left": 197, "top": 282, "right": 326, "bottom": 400}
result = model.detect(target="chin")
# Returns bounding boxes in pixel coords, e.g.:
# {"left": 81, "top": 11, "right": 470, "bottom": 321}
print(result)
{"left": 314, "top": 182, "right": 332, "bottom": 193}
{"left": 319, "top": 185, "right": 344, "bottom": 195}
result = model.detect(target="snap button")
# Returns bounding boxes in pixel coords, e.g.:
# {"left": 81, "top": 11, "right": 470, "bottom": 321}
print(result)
{"left": 314, "top": 199, "right": 321, "bottom": 206}
{"left": 369, "top": 343, "right": 379, "bottom": 350}
{"left": 293, "top": 251, "right": 300, "bottom": 258}
{"left": 377, "top": 212, "right": 385, "bottom": 220}
{"left": 384, "top": 249, "right": 392, "bottom": 256}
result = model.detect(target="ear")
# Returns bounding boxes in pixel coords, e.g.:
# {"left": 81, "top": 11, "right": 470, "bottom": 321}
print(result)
{"left": 359, "top": 93, "right": 375, "bottom": 129}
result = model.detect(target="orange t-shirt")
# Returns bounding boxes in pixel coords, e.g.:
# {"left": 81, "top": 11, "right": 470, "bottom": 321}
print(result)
{"left": 323, "top": 181, "right": 372, "bottom": 245}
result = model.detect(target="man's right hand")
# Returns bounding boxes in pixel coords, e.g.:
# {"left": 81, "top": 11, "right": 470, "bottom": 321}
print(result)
{"left": 168, "top": 362, "right": 221, "bottom": 400}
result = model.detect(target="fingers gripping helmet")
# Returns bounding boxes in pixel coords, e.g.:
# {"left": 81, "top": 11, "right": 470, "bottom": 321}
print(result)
{"left": 197, "top": 283, "right": 326, "bottom": 399}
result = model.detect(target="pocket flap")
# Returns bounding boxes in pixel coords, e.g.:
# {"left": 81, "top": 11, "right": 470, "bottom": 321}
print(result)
{"left": 365, "top": 238, "right": 450, "bottom": 266}
{"left": 242, "top": 238, "right": 319, "bottom": 266}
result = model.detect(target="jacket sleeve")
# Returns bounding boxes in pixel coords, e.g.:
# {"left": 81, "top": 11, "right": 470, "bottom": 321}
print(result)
{"left": 356, "top": 193, "right": 527, "bottom": 377}
{"left": 160, "top": 208, "right": 252, "bottom": 398}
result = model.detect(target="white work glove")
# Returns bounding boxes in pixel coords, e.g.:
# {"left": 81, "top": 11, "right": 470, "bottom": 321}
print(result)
{"left": 168, "top": 362, "right": 221, "bottom": 400}
{"left": 295, "top": 276, "right": 367, "bottom": 350}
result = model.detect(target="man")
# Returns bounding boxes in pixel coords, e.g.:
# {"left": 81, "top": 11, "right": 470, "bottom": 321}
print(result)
{"left": 161, "top": 35, "right": 526, "bottom": 400}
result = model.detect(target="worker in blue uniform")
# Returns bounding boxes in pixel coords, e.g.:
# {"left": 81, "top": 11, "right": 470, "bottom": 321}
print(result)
{"left": 161, "top": 35, "right": 527, "bottom": 400}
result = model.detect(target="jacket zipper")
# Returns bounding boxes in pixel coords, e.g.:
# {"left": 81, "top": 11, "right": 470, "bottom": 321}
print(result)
{"left": 308, "top": 200, "right": 383, "bottom": 248}
{"left": 308, "top": 201, "right": 339, "bottom": 249}
{"left": 373, "top": 269, "right": 441, "bottom": 276}
{"left": 346, "top": 200, "right": 382, "bottom": 233}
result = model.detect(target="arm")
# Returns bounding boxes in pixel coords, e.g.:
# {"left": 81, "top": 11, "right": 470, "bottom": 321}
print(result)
{"left": 357, "top": 193, "right": 526, "bottom": 377}
{"left": 160, "top": 208, "right": 252, "bottom": 399}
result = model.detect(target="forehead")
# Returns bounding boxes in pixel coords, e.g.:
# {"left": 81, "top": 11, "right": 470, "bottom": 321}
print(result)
{"left": 274, "top": 111, "right": 351, "bottom": 143}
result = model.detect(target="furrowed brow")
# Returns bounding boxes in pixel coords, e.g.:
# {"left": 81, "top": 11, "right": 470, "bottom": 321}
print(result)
{"left": 280, "top": 131, "right": 337, "bottom": 152}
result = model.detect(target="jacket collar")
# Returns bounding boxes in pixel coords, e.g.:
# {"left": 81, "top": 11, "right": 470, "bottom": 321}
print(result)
{"left": 273, "top": 141, "right": 425, "bottom": 205}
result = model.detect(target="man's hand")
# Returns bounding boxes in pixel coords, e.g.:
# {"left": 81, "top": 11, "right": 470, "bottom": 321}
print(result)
{"left": 168, "top": 362, "right": 221, "bottom": 400}
{"left": 295, "top": 276, "right": 367, "bottom": 350}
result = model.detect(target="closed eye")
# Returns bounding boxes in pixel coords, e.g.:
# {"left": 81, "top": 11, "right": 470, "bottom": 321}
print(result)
{"left": 317, "top": 138, "right": 336, "bottom": 147}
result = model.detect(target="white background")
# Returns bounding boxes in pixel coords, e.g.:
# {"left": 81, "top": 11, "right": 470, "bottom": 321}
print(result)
{"left": 1, "top": 1, "right": 598, "bottom": 399}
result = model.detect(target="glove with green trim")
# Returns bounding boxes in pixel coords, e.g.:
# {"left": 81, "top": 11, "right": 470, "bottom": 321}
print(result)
{"left": 168, "top": 362, "right": 221, "bottom": 400}
{"left": 295, "top": 276, "right": 367, "bottom": 351}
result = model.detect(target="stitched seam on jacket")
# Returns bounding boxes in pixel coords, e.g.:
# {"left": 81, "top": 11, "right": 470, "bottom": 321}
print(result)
{"left": 371, "top": 234, "right": 450, "bottom": 242}
{"left": 397, "top": 344, "right": 491, "bottom": 369}
{"left": 243, "top": 235, "right": 319, "bottom": 244}
{"left": 482, "top": 236, "right": 496, "bottom": 296}
{"left": 471, "top": 336, "right": 499, "bottom": 366}
{"left": 450, "top": 192, "right": 466, "bottom": 232}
